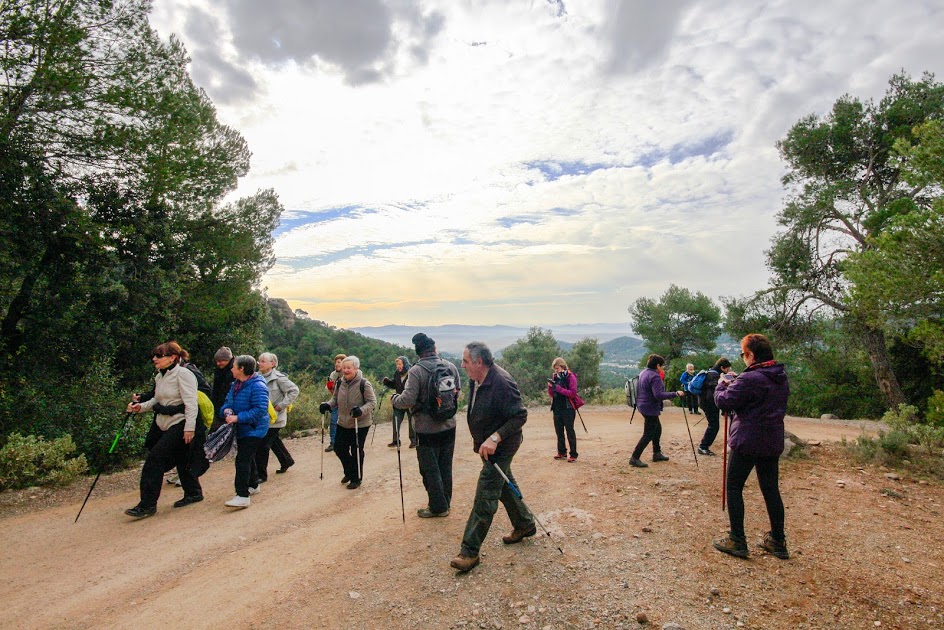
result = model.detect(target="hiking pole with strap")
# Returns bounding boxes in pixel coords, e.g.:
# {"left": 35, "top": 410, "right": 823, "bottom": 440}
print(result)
{"left": 722, "top": 412, "right": 729, "bottom": 511}
{"left": 75, "top": 411, "right": 134, "bottom": 523}
{"left": 396, "top": 428, "right": 406, "bottom": 523}
{"left": 354, "top": 416, "right": 362, "bottom": 481}
{"left": 680, "top": 406, "right": 699, "bottom": 468}
{"left": 320, "top": 410, "right": 328, "bottom": 480}
{"left": 370, "top": 389, "right": 390, "bottom": 446}
{"left": 575, "top": 408, "right": 588, "bottom": 434}
{"left": 487, "top": 458, "right": 563, "bottom": 555}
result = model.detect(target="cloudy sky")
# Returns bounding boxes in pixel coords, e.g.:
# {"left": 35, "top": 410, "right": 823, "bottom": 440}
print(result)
{"left": 149, "top": 0, "right": 944, "bottom": 328}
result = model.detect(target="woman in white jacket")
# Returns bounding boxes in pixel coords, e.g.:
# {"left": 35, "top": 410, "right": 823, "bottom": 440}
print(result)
{"left": 125, "top": 341, "right": 202, "bottom": 518}
{"left": 255, "top": 352, "right": 300, "bottom": 480}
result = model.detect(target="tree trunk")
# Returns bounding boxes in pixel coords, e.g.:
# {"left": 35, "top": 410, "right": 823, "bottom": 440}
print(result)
{"left": 861, "top": 324, "right": 906, "bottom": 410}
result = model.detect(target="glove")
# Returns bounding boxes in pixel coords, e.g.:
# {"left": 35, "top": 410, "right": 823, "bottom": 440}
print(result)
{"left": 382, "top": 377, "right": 394, "bottom": 388}
{"left": 351, "top": 406, "right": 363, "bottom": 418}
{"left": 319, "top": 402, "right": 331, "bottom": 414}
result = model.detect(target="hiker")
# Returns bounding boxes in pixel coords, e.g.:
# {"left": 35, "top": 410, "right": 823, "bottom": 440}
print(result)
{"left": 220, "top": 355, "right": 270, "bottom": 508}
{"left": 124, "top": 341, "right": 203, "bottom": 518}
{"left": 383, "top": 355, "right": 416, "bottom": 448}
{"left": 255, "top": 352, "right": 300, "bottom": 480}
{"left": 211, "top": 347, "right": 235, "bottom": 430}
{"left": 697, "top": 358, "right": 733, "bottom": 456}
{"left": 547, "top": 357, "right": 579, "bottom": 462}
{"left": 713, "top": 334, "right": 790, "bottom": 560}
{"left": 319, "top": 355, "right": 376, "bottom": 489}
{"left": 324, "top": 354, "right": 346, "bottom": 452}
{"left": 392, "top": 333, "right": 460, "bottom": 518}
{"left": 451, "top": 341, "right": 536, "bottom": 573}
{"left": 629, "top": 354, "right": 684, "bottom": 468}
{"left": 680, "top": 363, "right": 701, "bottom": 414}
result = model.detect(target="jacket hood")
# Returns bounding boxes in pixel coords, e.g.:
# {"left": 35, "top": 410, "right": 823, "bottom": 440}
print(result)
{"left": 397, "top": 356, "right": 411, "bottom": 373}
{"left": 752, "top": 362, "right": 787, "bottom": 384}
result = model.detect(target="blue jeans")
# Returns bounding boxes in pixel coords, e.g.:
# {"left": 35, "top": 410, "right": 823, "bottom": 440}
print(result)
{"left": 330, "top": 407, "right": 339, "bottom": 444}
{"left": 460, "top": 452, "right": 534, "bottom": 557}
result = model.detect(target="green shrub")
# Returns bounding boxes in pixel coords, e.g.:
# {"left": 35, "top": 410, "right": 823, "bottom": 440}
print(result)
{"left": 926, "top": 390, "right": 944, "bottom": 427}
{"left": 0, "top": 432, "right": 88, "bottom": 490}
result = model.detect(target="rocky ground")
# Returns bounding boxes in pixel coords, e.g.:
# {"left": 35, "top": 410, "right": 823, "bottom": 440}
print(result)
{"left": 1, "top": 406, "right": 942, "bottom": 629}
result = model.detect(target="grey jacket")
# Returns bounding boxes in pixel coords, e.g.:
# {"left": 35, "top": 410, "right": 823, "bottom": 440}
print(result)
{"left": 392, "top": 355, "right": 460, "bottom": 434}
{"left": 328, "top": 371, "right": 376, "bottom": 429}
{"left": 262, "top": 369, "right": 300, "bottom": 429}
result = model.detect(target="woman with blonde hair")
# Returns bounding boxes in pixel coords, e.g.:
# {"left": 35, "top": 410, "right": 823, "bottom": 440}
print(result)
{"left": 547, "top": 357, "right": 580, "bottom": 462}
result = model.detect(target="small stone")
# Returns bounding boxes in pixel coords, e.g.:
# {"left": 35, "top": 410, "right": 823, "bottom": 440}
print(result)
{"left": 874, "top": 622, "right": 881, "bottom": 627}
{"left": 884, "top": 473, "right": 900, "bottom": 480}
{"left": 661, "top": 623, "right": 685, "bottom": 630}
{"left": 710, "top": 587, "right": 721, "bottom": 596}
{"left": 348, "top": 591, "right": 360, "bottom": 599}
{"left": 518, "top": 615, "right": 529, "bottom": 624}
{"left": 642, "top": 527, "right": 653, "bottom": 533}
{"left": 636, "top": 611, "right": 649, "bottom": 623}
{"left": 903, "top": 558, "right": 911, "bottom": 563}
{"left": 821, "top": 413, "right": 838, "bottom": 420}
{"left": 722, "top": 607, "right": 732, "bottom": 614}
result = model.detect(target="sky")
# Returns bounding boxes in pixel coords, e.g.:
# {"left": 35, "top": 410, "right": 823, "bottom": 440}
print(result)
{"left": 148, "top": 0, "right": 944, "bottom": 329}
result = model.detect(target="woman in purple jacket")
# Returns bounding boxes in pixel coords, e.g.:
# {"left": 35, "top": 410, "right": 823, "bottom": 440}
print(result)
{"left": 629, "top": 354, "right": 684, "bottom": 468}
{"left": 713, "top": 334, "right": 790, "bottom": 560}
{"left": 547, "top": 357, "right": 579, "bottom": 462}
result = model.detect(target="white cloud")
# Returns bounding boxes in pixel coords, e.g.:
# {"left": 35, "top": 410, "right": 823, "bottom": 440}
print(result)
{"left": 150, "top": 0, "right": 944, "bottom": 326}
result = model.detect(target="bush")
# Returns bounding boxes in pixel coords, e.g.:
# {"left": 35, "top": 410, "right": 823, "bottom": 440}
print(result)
{"left": 0, "top": 432, "right": 88, "bottom": 490}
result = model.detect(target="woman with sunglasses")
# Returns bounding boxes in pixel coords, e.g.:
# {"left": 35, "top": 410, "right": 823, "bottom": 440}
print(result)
{"left": 125, "top": 341, "right": 202, "bottom": 518}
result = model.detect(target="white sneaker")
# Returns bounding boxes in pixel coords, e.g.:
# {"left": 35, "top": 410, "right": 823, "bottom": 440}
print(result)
{"left": 225, "top": 495, "right": 250, "bottom": 508}
{"left": 248, "top": 486, "right": 261, "bottom": 495}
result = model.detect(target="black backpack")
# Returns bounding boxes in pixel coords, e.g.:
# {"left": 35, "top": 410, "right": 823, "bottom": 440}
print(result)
{"left": 419, "top": 360, "right": 458, "bottom": 421}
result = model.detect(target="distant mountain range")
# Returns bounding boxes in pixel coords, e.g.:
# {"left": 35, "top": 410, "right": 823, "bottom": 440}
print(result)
{"left": 349, "top": 323, "right": 636, "bottom": 355}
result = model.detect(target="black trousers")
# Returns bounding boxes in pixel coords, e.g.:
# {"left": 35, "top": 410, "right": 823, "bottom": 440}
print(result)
{"left": 255, "top": 427, "right": 294, "bottom": 480}
{"left": 699, "top": 406, "right": 721, "bottom": 450}
{"left": 553, "top": 406, "right": 578, "bottom": 457}
{"left": 335, "top": 425, "right": 370, "bottom": 482}
{"left": 415, "top": 428, "right": 455, "bottom": 514}
{"left": 392, "top": 408, "right": 416, "bottom": 444}
{"left": 139, "top": 421, "right": 202, "bottom": 508}
{"left": 726, "top": 449, "right": 785, "bottom": 540}
{"left": 684, "top": 392, "right": 700, "bottom": 413}
{"left": 234, "top": 435, "right": 262, "bottom": 497}
{"left": 631, "top": 414, "right": 663, "bottom": 459}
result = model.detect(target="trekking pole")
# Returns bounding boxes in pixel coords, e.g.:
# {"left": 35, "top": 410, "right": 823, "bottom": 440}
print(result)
{"left": 680, "top": 406, "right": 699, "bottom": 468}
{"left": 370, "top": 389, "right": 390, "bottom": 446}
{"left": 487, "top": 458, "right": 563, "bottom": 555}
{"left": 320, "top": 410, "right": 328, "bottom": 480}
{"left": 629, "top": 404, "right": 636, "bottom": 424}
{"left": 75, "top": 412, "right": 134, "bottom": 523}
{"left": 396, "top": 431, "right": 406, "bottom": 523}
{"left": 354, "top": 416, "right": 362, "bottom": 481}
{"left": 575, "top": 408, "right": 588, "bottom": 434}
{"left": 722, "top": 412, "right": 729, "bottom": 511}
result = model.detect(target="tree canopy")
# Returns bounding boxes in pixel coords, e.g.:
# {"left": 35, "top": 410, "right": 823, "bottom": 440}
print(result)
{"left": 628, "top": 284, "right": 722, "bottom": 362}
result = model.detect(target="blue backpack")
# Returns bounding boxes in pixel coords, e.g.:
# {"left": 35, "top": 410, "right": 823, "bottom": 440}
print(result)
{"left": 688, "top": 370, "right": 709, "bottom": 396}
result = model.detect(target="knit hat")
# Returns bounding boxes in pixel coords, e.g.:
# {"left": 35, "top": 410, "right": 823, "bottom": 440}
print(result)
{"left": 214, "top": 346, "right": 234, "bottom": 362}
{"left": 412, "top": 333, "right": 435, "bottom": 354}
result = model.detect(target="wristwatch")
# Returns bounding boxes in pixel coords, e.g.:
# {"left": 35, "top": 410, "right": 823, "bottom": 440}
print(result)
{"left": 489, "top": 434, "right": 499, "bottom": 443}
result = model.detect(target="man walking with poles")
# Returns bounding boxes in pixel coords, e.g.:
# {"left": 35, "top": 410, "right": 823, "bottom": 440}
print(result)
{"left": 451, "top": 341, "right": 536, "bottom": 573}
{"left": 392, "top": 333, "right": 460, "bottom": 518}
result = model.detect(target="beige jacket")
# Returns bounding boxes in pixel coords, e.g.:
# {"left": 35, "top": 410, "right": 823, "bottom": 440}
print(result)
{"left": 328, "top": 371, "right": 376, "bottom": 429}
{"left": 138, "top": 364, "right": 199, "bottom": 432}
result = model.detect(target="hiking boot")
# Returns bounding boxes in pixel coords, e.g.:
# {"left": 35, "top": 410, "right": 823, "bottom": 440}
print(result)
{"left": 450, "top": 554, "right": 480, "bottom": 573}
{"left": 325, "top": 444, "right": 335, "bottom": 452}
{"left": 652, "top": 452, "right": 670, "bottom": 462}
{"left": 346, "top": 480, "right": 361, "bottom": 490}
{"left": 567, "top": 455, "right": 577, "bottom": 463}
{"left": 502, "top": 524, "right": 537, "bottom": 544}
{"left": 172, "top": 494, "right": 204, "bottom": 508}
{"left": 629, "top": 457, "right": 648, "bottom": 468}
{"left": 554, "top": 453, "right": 567, "bottom": 460}
{"left": 417, "top": 507, "right": 450, "bottom": 518}
{"left": 225, "top": 495, "right": 250, "bottom": 508}
{"left": 758, "top": 532, "right": 790, "bottom": 559}
{"left": 341, "top": 476, "right": 350, "bottom": 484}
{"left": 276, "top": 462, "right": 294, "bottom": 474}
{"left": 125, "top": 505, "right": 156, "bottom": 519}
{"left": 387, "top": 441, "right": 399, "bottom": 448}
{"left": 713, "top": 533, "right": 749, "bottom": 558}
{"left": 248, "top": 486, "right": 261, "bottom": 495}
{"left": 409, "top": 441, "right": 417, "bottom": 449}
{"left": 697, "top": 447, "right": 716, "bottom": 456}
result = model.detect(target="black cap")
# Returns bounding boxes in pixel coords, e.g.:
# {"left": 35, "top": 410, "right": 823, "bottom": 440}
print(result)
{"left": 412, "top": 332, "right": 435, "bottom": 354}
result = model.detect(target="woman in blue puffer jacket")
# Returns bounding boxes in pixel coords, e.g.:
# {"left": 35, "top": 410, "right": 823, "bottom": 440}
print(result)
{"left": 220, "top": 355, "right": 270, "bottom": 508}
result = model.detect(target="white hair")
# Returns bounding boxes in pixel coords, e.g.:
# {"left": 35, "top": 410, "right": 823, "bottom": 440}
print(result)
{"left": 686, "top": 363, "right": 695, "bottom": 370}
{"left": 258, "top": 352, "right": 278, "bottom": 367}
{"left": 342, "top": 355, "right": 360, "bottom": 370}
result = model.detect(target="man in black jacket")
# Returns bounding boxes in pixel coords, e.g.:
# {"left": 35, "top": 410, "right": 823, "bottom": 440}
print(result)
{"left": 211, "top": 346, "right": 235, "bottom": 430}
{"left": 450, "top": 341, "right": 535, "bottom": 573}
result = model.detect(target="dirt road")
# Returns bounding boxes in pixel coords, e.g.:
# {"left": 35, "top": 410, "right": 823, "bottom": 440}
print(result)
{"left": 2, "top": 407, "right": 942, "bottom": 629}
